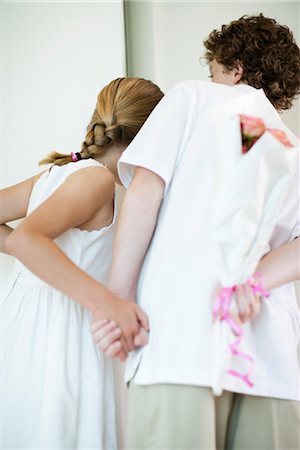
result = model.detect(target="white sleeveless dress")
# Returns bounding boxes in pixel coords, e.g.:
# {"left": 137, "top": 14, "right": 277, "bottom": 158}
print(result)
{"left": 1, "top": 159, "right": 118, "bottom": 449}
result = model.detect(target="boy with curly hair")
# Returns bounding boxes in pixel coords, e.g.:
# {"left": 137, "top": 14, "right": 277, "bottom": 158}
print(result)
{"left": 204, "top": 14, "right": 300, "bottom": 111}
{"left": 93, "top": 14, "right": 300, "bottom": 450}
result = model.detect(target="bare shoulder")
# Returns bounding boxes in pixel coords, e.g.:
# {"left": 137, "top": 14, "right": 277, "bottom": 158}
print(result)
{"left": 12, "top": 165, "right": 116, "bottom": 238}
{"left": 66, "top": 165, "right": 115, "bottom": 207}
{"left": 64, "top": 165, "right": 116, "bottom": 231}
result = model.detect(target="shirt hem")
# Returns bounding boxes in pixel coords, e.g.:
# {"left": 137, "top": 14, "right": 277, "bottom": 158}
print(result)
{"left": 126, "top": 371, "right": 300, "bottom": 402}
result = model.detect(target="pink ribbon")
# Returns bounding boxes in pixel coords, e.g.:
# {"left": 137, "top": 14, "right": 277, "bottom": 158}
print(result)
{"left": 213, "top": 274, "right": 270, "bottom": 388}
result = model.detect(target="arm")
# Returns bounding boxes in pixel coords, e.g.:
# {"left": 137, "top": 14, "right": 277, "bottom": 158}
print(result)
{"left": 234, "top": 238, "right": 300, "bottom": 323}
{"left": 108, "top": 167, "right": 165, "bottom": 298}
{"left": 5, "top": 167, "right": 148, "bottom": 348}
{"left": 91, "top": 167, "right": 164, "bottom": 357}
{"left": 0, "top": 224, "right": 14, "bottom": 253}
{"left": 0, "top": 174, "right": 43, "bottom": 254}
{"left": 256, "top": 238, "right": 299, "bottom": 289}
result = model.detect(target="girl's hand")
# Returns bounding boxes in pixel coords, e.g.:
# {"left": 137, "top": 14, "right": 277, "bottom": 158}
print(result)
{"left": 91, "top": 319, "right": 149, "bottom": 361}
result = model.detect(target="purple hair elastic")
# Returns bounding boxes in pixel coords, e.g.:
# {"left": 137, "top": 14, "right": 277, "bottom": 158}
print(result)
{"left": 71, "top": 152, "right": 82, "bottom": 162}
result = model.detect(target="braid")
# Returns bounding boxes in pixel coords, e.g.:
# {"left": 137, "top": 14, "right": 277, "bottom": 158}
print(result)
{"left": 40, "top": 109, "right": 114, "bottom": 166}
{"left": 40, "top": 77, "right": 164, "bottom": 167}
{"left": 80, "top": 112, "right": 112, "bottom": 159}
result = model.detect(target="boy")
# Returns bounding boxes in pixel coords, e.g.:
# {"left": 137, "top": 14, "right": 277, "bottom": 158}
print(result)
{"left": 95, "top": 15, "right": 300, "bottom": 449}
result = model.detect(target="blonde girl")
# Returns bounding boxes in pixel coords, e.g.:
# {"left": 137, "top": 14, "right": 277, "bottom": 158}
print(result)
{"left": 0, "top": 77, "right": 163, "bottom": 449}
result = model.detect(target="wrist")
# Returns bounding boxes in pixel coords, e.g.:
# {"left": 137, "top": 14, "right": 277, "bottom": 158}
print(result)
{"left": 108, "top": 282, "right": 136, "bottom": 301}
{"left": 86, "top": 283, "right": 115, "bottom": 316}
{"left": 247, "top": 272, "right": 270, "bottom": 298}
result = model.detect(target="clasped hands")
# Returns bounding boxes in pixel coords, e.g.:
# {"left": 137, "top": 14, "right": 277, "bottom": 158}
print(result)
{"left": 91, "top": 283, "right": 262, "bottom": 361}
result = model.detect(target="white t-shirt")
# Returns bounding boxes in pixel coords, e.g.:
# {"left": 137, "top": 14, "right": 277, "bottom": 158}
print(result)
{"left": 118, "top": 80, "right": 300, "bottom": 401}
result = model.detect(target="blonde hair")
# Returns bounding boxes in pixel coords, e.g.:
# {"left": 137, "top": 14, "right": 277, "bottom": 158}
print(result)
{"left": 40, "top": 78, "right": 164, "bottom": 166}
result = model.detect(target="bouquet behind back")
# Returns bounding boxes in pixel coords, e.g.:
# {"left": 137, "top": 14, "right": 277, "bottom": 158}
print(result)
{"left": 211, "top": 88, "right": 299, "bottom": 395}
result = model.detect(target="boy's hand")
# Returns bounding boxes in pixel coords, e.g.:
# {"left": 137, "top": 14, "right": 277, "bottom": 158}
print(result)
{"left": 214, "top": 282, "right": 261, "bottom": 327}
{"left": 234, "top": 284, "right": 261, "bottom": 323}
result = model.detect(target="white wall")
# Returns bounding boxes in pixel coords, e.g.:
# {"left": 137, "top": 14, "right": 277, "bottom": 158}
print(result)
{"left": 1, "top": 1, "right": 127, "bottom": 446}
{"left": 1, "top": 0, "right": 126, "bottom": 289}
{"left": 125, "top": 0, "right": 300, "bottom": 135}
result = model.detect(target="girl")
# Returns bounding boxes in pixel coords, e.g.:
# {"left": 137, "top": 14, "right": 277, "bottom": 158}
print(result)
{"left": 0, "top": 77, "right": 163, "bottom": 449}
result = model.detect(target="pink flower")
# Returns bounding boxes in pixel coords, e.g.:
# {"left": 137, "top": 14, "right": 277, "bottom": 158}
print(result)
{"left": 240, "top": 115, "right": 266, "bottom": 138}
{"left": 239, "top": 115, "right": 294, "bottom": 154}
{"left": 240, "top": 115, "right": 266, "bottom": 154}
{"left": 267, "top": 128, "right": 294, "bottom": 148}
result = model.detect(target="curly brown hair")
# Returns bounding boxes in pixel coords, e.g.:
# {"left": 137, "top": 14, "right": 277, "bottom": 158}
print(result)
{"left": 203, "top": 14, "right": 300, "bottom": 110}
